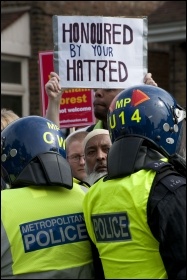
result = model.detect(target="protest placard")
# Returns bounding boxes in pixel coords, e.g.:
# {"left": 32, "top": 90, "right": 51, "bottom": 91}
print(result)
{"left": 38, "top": 50, "right": 95, "bottom": 128}
{"left": 53, "top": 16, "right": 148, "bottom": 89}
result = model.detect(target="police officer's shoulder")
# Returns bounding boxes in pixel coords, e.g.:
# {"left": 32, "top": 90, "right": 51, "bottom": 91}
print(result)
{"left": 146, "top": 160, "right": 186, "bottom": 193}
{"left": 159, "top": 172, "right": 186, "bottom": 192}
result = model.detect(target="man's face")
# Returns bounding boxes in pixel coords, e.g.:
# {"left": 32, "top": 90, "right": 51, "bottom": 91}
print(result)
{"left": 84, "top": 134, "right": 112, "bottom": 175}
{"left": 93, "top": 89, "right": 122, "bottom": 121}
{"left": 66, "top": 140, "right": 87, "bottom": 181}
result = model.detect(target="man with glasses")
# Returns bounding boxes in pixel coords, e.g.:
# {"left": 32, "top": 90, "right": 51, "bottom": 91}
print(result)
{"left": 66, "top": 130, "right": 89, "bottom": 186}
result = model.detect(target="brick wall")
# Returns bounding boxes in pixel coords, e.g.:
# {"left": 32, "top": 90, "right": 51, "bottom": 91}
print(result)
{"left": 148, "top": 37, "right": 186, "bottom": 106}
{"left": 170, "top": 43, "right": 186, "bottom": 105}
{"left": 148, "top": 50, "right": 170, "bottom": 91}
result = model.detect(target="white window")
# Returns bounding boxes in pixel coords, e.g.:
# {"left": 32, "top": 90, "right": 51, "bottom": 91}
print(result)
{"left": 1, "top": 55, "right": 29, "bottom": 117}
{"left": 1, "top": 10, "right": 30, "bottom": 117}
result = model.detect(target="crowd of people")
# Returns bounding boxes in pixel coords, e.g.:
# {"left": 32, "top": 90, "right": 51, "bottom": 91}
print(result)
{"left": 1, "top": 70, "right": 186, "bottom": 278}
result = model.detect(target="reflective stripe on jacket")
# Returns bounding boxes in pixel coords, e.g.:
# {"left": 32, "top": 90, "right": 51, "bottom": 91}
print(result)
{"left": 1, "top": 184, "right": 94, "bottom": 279}
{"left": 83, "top": 169, "right": 167, "bottom": 279}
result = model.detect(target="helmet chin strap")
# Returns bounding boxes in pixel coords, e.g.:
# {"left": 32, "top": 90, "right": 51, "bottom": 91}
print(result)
{"left": 11, "top": 152, "right": 73, "bottom": 189}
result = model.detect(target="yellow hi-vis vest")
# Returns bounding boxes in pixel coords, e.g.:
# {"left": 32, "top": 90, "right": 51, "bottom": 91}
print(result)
{"left": 1, "top": 183, "right": 94, "bottom": 279}
{"left": 73, "top": 177, "right": 90, "bottom": 192}
{"left": 83, "top": 168, "right": 167, "bottom": 279}
{"left": 93, "top": 120, "right": 103, "bottom": 129}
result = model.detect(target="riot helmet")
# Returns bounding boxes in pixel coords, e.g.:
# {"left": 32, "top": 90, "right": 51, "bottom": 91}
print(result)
{"left": 1, "top": 116, "right": 72, "bottom": 188}
{"left": 107, "top": 85, "right": 186, "bottom": 161}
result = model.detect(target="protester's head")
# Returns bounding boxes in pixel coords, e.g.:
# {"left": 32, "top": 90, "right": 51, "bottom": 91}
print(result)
{"left": 1, "top": 116, "right": 71, "bottom": 188}
{"left": 93, "top": 89, "right": 122, "bottom": 123}
{"left": 83, "top": 129, "right": 112, "bottom": 184}
{"left": 1, "top": 108, "right": 19, "bottom": 132}
{"left": 108, "top": 84, "right": 186, "bottom": 161}
{"left": 93, "top": 75, "right": 157, "bottom": 126}
{"left": 66, "top": 130, "right": 88, "bottom": 181}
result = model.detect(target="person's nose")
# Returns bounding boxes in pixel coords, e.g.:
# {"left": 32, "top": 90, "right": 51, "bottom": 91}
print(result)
{"left": 94, "top": 89, "right": 103, "bottom": 98}
{"left": 79, "top": 156, "right": 85, "bottom": 165}
{"left": 96, "top": 149, "right": 106, "bottom": 160}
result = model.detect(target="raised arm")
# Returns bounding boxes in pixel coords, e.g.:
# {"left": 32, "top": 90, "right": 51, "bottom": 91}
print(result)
{"left": 45, "top": 72, "right": 66, "bottom": 127}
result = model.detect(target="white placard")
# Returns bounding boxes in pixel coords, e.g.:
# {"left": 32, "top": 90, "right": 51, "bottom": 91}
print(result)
{"left": 53, "top": 16, "right": 148, "bottom": 89}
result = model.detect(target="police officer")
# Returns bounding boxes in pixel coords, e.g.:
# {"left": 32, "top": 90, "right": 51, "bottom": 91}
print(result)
{"left": 83, "top": 85, "right": 186, "bottom": 279}
{"left": 1, "top": 116, "right": 104, "bottom": 279}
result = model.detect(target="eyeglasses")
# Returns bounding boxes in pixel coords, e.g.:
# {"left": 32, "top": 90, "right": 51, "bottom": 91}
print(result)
{"left": 67, "top": 154, "right": 85, "bottom": 162}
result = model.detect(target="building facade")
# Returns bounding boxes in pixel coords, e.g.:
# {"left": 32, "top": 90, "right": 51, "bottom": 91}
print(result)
{"left": 1, "top": 1, "right": 186, "bottom": 119}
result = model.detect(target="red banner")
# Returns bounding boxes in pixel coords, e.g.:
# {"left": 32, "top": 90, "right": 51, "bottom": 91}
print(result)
{"left": 38, "top": 50, "right": 95, "bottom": 128}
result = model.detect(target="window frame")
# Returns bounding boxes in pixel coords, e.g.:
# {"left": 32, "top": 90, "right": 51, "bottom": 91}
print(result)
{"left": 1, "top": 55, "right": 29, "bottom": 116}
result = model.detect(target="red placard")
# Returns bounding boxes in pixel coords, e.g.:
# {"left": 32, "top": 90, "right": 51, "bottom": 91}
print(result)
{"left": 38, "top": 50, "right": 95, "bottom": 128}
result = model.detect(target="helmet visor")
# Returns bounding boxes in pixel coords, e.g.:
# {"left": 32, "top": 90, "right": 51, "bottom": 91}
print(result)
{"left": 176, "top": 118, "right": 186, "bottom": 161}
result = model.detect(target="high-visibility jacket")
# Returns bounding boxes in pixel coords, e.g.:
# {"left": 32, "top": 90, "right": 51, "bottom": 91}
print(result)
{"left": 83, "top": 168, "right": 167, "bottom": 279}
{"left": 86, "top": 120, "right": 104, "bottom": 132}
{"left": 1, "top": 183, "right": 94, "bottom": 279}
{"left": 93, "top": 120, "right": 103, "bottom": 129}
{"left": 73, "top": 177, "right": 90, "bottom": 192}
